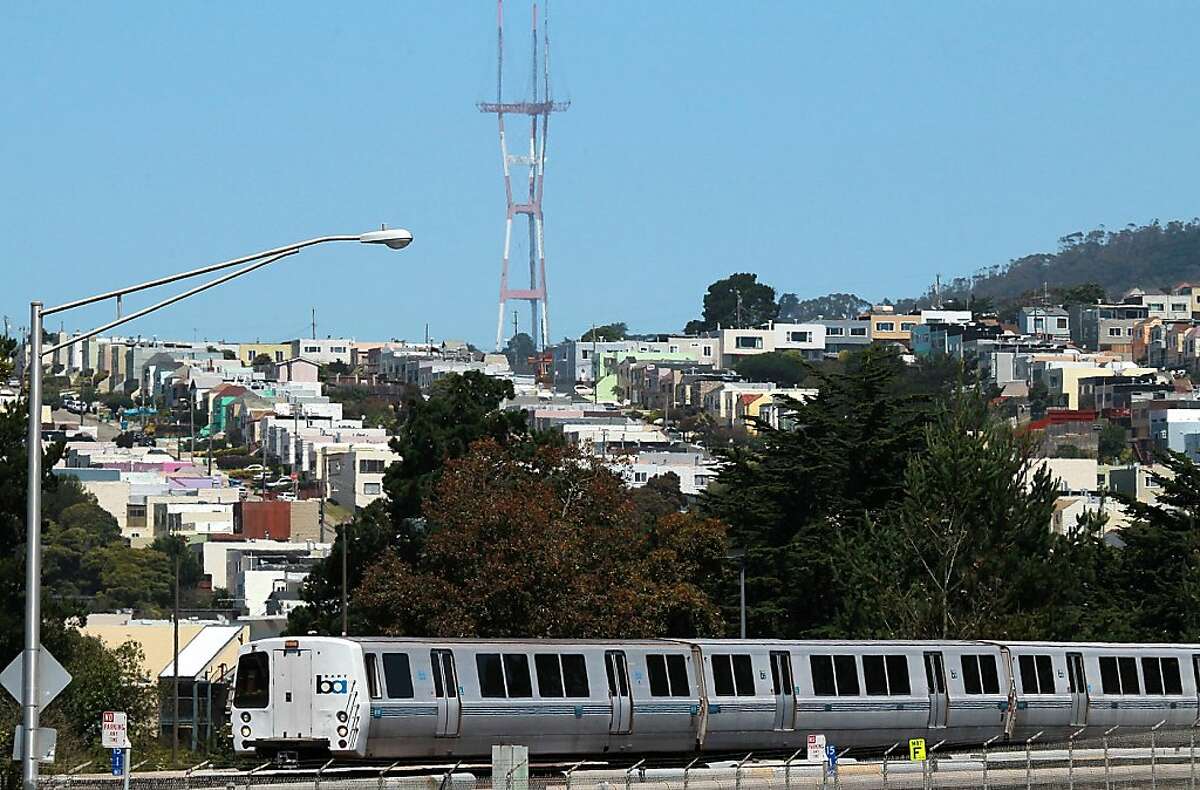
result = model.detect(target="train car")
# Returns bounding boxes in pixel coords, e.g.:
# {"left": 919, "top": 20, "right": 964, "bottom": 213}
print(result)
{"left": 994, "top": 641, "right": 1200, "bottom": 739}
{"left": 230, "top": 636, "right": 1200, "bottom": 763}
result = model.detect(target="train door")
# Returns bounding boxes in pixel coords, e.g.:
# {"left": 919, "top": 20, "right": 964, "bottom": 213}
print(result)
{"left": 431, "top": 649, "right": 460, "bottom": 738}
{"left": 605, "top": 651, "right": 633, "bottom": 735}
{"left": 1193, "top": 655, "right": 1200, "bottom": 723}
{"left": 923, "top": 651, "right": 948, "bottom": 728}
{"left": 272, "top": 648, "right": 313, "bottom": 738}
{"left": 1067, "top": 652, "right": 1089, "bottom": 727}
{"left": 770, "top": 651, "right": 795, "bottom": 731}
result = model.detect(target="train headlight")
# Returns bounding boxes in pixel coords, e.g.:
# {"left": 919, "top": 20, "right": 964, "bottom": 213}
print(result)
{"left": 240, "top": 712, "right": 251, "bottom": 723}
{"left": 338, "top": 739, "right": 347, "bottom": 749}
{"left": 336, "top": 725, "right": 348, "bottom": 737}
{"left": 336, "top": 711, "right": 348, "bottom": 723}
{"left": 240, "top": 725, "right": 252, "bottom": 737}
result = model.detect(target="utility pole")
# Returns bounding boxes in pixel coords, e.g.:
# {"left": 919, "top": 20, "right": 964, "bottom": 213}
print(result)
{"left": 311, "top": 307, "right": 317, "bottom": 340}
{"left": 172, "top": 543, "right": 180, "bottom": 766}
{"left": 592, "top": 323, "right": 598, "bottom": 405}
{"left": 735, "top": 289, "right": 743, "bottom": 328}
{"left": 189, "top": 393, "right": 195, "bottom": 465}
{"left": 340, "top": 519, "right": 349, "bottom": 637}
{"left": 292, "top": 402, "right": 300, "bottom": 500}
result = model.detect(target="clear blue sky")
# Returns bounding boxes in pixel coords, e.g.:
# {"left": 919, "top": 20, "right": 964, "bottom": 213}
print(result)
{"left": 3, "top": 2, "right": 1199, "bottom": 348}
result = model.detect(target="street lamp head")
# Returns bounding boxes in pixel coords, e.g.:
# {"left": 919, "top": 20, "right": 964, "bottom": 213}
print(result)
{"left": 359, "top": 228, "right": 413, "bottom": 250}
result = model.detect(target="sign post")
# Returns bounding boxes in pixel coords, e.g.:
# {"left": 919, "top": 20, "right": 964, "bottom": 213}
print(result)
{"left": 101, "top": 712, "right": 131, "bottom": 790}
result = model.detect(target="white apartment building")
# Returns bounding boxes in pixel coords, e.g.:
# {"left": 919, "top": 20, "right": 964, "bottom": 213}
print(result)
{"left": 717, "top": 323, "right": 826, "bottom": 369}
{"left": 288, "top": 338, "right": 354, "bottom": 366}
{"left": 327, "top": 445, "right": 401, "bottom": 509}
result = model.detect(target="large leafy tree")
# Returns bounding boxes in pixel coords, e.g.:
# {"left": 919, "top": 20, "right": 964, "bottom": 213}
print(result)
{"left": 288, "top": 371, "right": 531, "bottom": 636}
{"left": 580, "top": 323, "right": 628, "bottom": 342}
{"left": 1112, "top": 452, "right": 1200, "bottom": 641}
{"left": 733, "top": 351, "right": 810, "bottom": 387}
{"left": 354, "top": 438, "right": 728, "bottom": 638}
{"left": 702, "top": 346, "right": 932, "bottom": 637}
{"left": 847, "top": 392, "right": 1060, "bottom": 639}
{"left": 685, "top": 273, "right": 778, "bottom": 333}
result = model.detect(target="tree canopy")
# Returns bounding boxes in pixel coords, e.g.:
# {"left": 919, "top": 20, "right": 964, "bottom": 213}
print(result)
{"left": 685, "top": 273, "right": 778, "bottom": 333}
{"left": 580, "top": 323, "right": 628, "bottom": 342}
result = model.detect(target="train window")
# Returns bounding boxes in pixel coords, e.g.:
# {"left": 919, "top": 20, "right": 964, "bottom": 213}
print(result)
{"left": 1143, "top": 657, "right": 1164, "bottom": 695}
{"left": 834, "top": 655, "right": 859, "bottom": 696}
{"left": 648, "top": 654, "right": 690, "bottom": 697}
{"left": 1018, "top": 654, "right": 1056, "bottom": 694}
{"left": 477, "top": 654, "right": 506, "bottom": 698}
{"left": 233, "top": 651, "right": 269, "bottom": 709}
{"left": 887, "top": 655, "right": 911, "bottom": 695}
{"left": 1036, "top": 655, "right": 1055, "bottom": 694}
{"left": 534, "top": 654, "right": 590, "bottom": 698}
{"left": 667, "top": 655, "right": 690, "bottom": 697}
{"left": 382, "top": 653, "right": 414, "bottom": 699}
{"left": 979, "top": 655, "right": 999, "bottom": 694}
{"left": 503, "top": 654, "right": 533, "bottom": 697}
{"left": 1163, "top": 658, "right": 1183, "bottom": 695}
{"left": 732, "top": 655, "right": 755, "bottom": 696}
{"left": 811, "top": 656, "right": 837, "bottom": 696}
{"left": 712, "top": 655, "right": 736, "bottom": 696}
{"left": 962, "top": 655, "right": 983, "bottom": 695}
{"left": 865, "top": 654, "right": 912, "bottom": 696}
{"left": 1100, "top": 657, "right": 1121, "bottom": 694}
{"left": 365, "top": 653, "right": 382, "bottom": 699}
{"left": 648, "top": 654, "right": 671, "bottom": 696}
{"left": 536, "top": 655, "right": 565, "bottom": 697}
{"left": 1141, "top": 657, "right": 1184, "bottom": 695}
{"left": 1118, "top": 657, "right": 1140, "bottom": 695}
{"left": 864, "top": 655, "right": 888, "bottom": 695}
{"left": 563, "top": 655, "right": 590, "bottom": 697}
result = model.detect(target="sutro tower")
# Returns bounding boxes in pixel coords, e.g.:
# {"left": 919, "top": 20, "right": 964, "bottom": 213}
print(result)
{"left": 480, "top": 0, "right": 569, "bottom": 351}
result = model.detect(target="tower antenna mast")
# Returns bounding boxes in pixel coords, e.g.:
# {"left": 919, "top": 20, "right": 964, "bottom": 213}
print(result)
{"left": 481, "top": 0, "right": 569, "bottom": 352}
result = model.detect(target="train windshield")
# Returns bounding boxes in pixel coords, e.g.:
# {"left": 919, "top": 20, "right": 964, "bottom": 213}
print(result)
{"left": 234, "top": 652, "right": 270, "bottom": 708}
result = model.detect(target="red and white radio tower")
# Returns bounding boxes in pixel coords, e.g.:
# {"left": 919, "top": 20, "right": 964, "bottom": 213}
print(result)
{"left": 480, "top": 0, "right": 569, "bottom": 351}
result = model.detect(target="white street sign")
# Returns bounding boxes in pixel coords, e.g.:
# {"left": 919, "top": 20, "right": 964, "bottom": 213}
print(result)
{"left": 101, "top": 711, "right": 129, "bottom": 749}
{"left": 10, "top": 726, "right": 56, "bottom": 763}
{"left": 807, "top": 733, "right": 827, "bottom": 762}
{"left": 0, "top": 648, "right": 72, "bottom": 709}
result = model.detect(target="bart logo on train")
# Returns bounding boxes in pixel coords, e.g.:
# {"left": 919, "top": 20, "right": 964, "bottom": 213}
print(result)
{"left": 315, "top": 674, "right": 348, "bottom": 694}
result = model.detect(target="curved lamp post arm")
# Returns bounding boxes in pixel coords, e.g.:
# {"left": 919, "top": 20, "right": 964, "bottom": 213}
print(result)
{"left": 42, "top": 235, "right": 358, "bottom": 317}
{"left": 42, "top": 249, "right": 297, "bottom": 357}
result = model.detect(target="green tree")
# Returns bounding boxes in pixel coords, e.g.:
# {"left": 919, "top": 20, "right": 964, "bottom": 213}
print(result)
{"left": 685, "top": 273, "right": 778, "bottom": 333}
{"left": 504, "top": 331, "right": 537, "bottom": 374}
{"left": 702, "top": 346, "right": 933, "bottom": 637}
{"left": 1098, "top": 420, "right": 1128, "bottom": 463}
{"left": 733, "top": 351, "right": 809, "bottom": 387}
{"left": 1112, "top": 452, "right": 1200, "bottom": 640}
{"left": 580, "top": 323, "right": 628, "bottom": 342}
{"left": 862, "top": 392, "right": 1059, "bottom": 638}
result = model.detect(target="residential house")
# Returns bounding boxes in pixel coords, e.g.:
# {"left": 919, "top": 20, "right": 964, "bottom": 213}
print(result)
{"left": 1017, "top": 306, "right": 1070, "bottom": 340}
{"left": 326, "top": 445, "right": 401, "bottom": 509}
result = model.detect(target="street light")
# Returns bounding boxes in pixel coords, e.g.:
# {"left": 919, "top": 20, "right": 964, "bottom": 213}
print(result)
{"left": 20, "top": 227, "right": 412, "bottom": 789}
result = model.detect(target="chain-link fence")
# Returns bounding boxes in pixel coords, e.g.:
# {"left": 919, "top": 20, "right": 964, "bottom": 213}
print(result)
{"left": 35, "top": 727, "right": 1200, "bottom": 790}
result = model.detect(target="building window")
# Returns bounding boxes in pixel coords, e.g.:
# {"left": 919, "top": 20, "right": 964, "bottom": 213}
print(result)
{"left": 304, "top": 346, "right": 319, "bottom": 353}
{"left": 275, "top": 351, "right": 284, "bottom": 362}
{"left": 900, "top": 322, "right": 916, "bottom": 331}
{"left": 363, "top": 482, "right": 382, "bottom": 495}
{"left": 850, "top": 327, "right": 867, "bottom": 336}
{"left": 360, "top": 459, "right": 387, "bottom": 473}
{"left": 1149, "top": 303, "right": 1165, "bottom": 312}
{"left": 1173, "top": 303, "right": 1189, "bottom": 312}
{"left": 788, "top": 331, "right": 812, "bottom": 343}
{"left": 694, "top": 475, "right": 708, "bottom": 487}
{"left": 581, "top": 350, "right": 590, "bottom": 359}
{"left": 1108, "top": 327, "right": 1123, "bottom": 337}
{"left": 1056, "top": 318, "right": 1068, "bottom": 329}
{"left": 826, "top": 326, "right": 844, "bottom": 336}
{"left": 633, "top": 471, "right": 648, "bottom": 483}
{"left": 702, "top": 345, "right": 712, "bottom": 356}
{"left": 875, "top": 322, "right": 895, "bottom": 333}
{"left": 735, "top": 336, "right": 763, "bottom": 349}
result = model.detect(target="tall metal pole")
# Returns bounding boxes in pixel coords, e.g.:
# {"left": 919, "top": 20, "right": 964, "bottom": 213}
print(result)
{"left": 739, "top": 559, "right": 746, "bottom": 639}
{"left": 22, "top": 301, "right": 43, "bottom": 790}
{"left": 172, "top": 548, "right": 180, "bottom": 765}
{"left": 340, "top": 522, "right": 349, "bottom": 636}
{"left": 189, "top": 393, "right": 195, "bottom": 464}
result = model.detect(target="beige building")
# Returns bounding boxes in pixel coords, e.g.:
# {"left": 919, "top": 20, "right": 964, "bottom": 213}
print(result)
{"left": 327, "top": 445, "right": 401, "bottom": 509}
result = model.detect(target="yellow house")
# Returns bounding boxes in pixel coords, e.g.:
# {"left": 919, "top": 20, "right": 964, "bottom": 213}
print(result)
{"left": 239, "top": 342, "right": 291, "bottom": 367}
{"left": 1046, "top": 366, "right": 1158, "bottom": 410}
